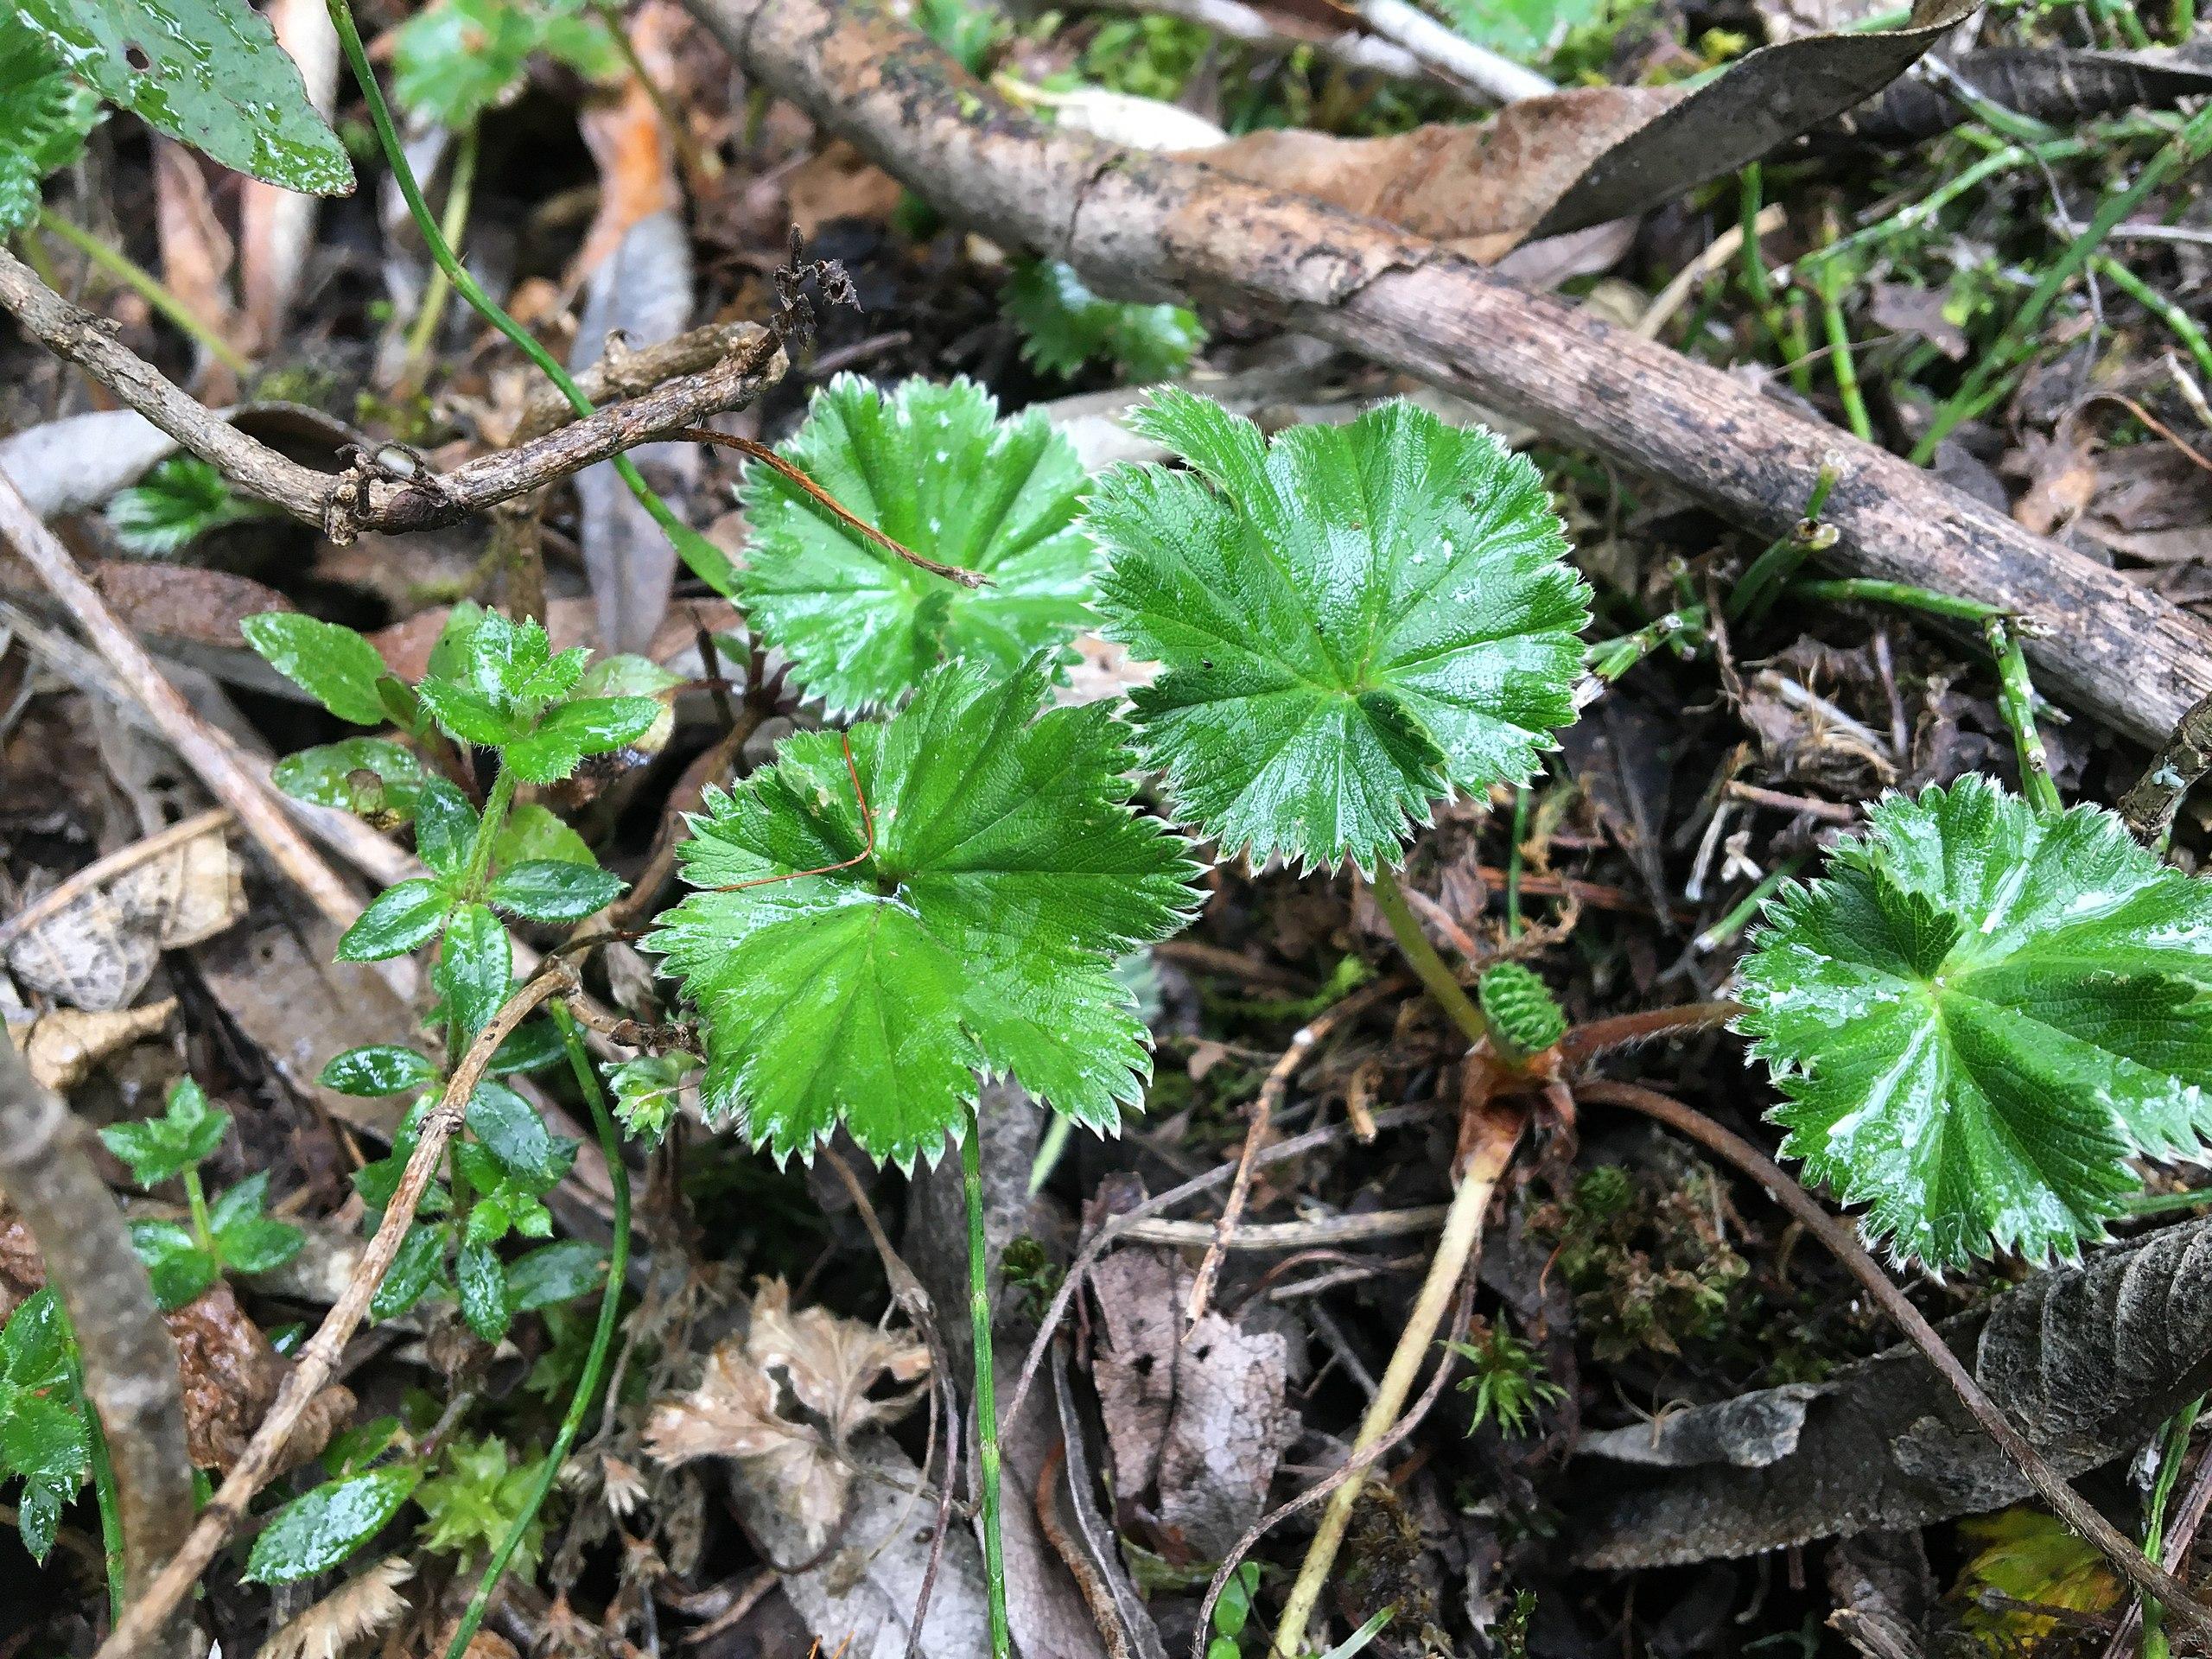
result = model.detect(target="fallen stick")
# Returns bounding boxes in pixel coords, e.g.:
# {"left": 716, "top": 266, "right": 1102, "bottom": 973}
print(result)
{"left": 679, "top": 0, "right": 2212, "bottom": 749}
{"left": 0, "top": 465, "right": 366, "bottom": 935}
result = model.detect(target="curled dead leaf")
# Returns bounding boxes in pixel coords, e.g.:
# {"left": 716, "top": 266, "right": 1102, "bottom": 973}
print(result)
{"left": 643, "top": 1277, "right": 929, "bottom": 1548}
{"left": 3, "top": 812, "right": 245, "bottom": 1011}
{"left": 254, "top": 1557, "right": 413, "bottom": 1659}
{"left": 13, "top": 997, "right": 176, "bottom": 1093}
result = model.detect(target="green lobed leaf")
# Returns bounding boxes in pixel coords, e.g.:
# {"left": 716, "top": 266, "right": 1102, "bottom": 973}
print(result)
{"left": 416, "top": 1434, "right": 544, "bottom": 1577}
{"left": 436, "top": 904, "right": 512, "bottom": 1044}
{"left": 272, "top": 738, "right": 426, "bottom": 825}
{"left": 486, "top": 859, "right": 626, "bottom": 923}
{"left": 604, "top": 1052, "right": 691, "bottom": 1147}
{"left": 245, "top": 1465, "right": 421, "bottom": 1585}
{"left": 650, "top": 656, "right": 1203, "bottom": 1167}
{"left": 1437, "top": 0, "right": 1606, "bottom": 62}
{"left": 1003, "top": 261, "right": 1205, "bottom": 384}
{"left": 320, "top": 1044, "right": 437, "bottom": 1097}
{"left": 736, "top": 375, "right": 1103, "bottom": 716}
{"left": 100, "top": 1076, "right": 228, "bottom": 1186}
{"left": 1090, "top": 391, "right": 1589, "bottom": 874}
{"left": 337, "top": 879, "right": 454, "bottom": 962}
{"left": 208, "top": 1173, "right": 305, "bottom": 1274}
{"left": 19, "top": 0, "right": 353, "bottom": 195}
{"left": 0, "top": 1290, "right": 72, "bottom": 1391}
{"left": 242, "top": 613, "right": 392, "bottom": 727}
{"left": 391, "top": 0, "right": 540, "bottom": 127}
{"left": 1737, "top": 775, "right": 2212, "bottom": 1269}
{"left": 0, "top": 11, "right": 98, "bottom": 238}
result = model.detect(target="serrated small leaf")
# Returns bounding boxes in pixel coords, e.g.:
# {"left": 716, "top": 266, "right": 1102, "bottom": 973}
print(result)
{"left": 489, "top": 1020, "right": 565, "bottom": 1075}
{"left": 19, "top": 0, "right": 353, "bottom": 194}
{"left": 414, "top": 779, "right": 480, "bottom": 882}
{"left": 245, "top": 1465, "right": 421, "bottom": 1584}
{"left": 416, "top": 679, "right": 518, "bottom": 749}
{"left": 502, "top": 696, "right": 659, "bottom": 785}
{"left": 321, "top": 1044, "right": 438, "bottom": 1098}
{"left": 0, "top": 12, "right": 96, "bottom": 236}
{"left": 272, "top": 739, "right": 426, "bottom": 824}
{"left": 0, "top": 1390, "right": 86, "bottom": 1495}
{"left": 242, "top": 613, "right": 391, "bottom": 727}
{"left": 208, "top": 1173, "right": 303, "bottom": 1274}
{"left": 1090, "top": 392, "right": 1588, "bottom": 874}
{"left": 369, "top": 1224, "right": 448, "bottom": 1321}
{"left": 130, "top": 1221, "right": 219, "bottom": 1312}
{"left": 605, "top": 1052, "right": 690, "bottom": 1146}
{"left": 1003, "top": 260, "right": 1205, "bottom": 383}
{"left": 15, "top": 1482, "right": 63, "bottom": 1563}
{"left": 1, "top": 1290, "right": 72, "bottom": 1390}
{"left": 505, "top": 1238, "right": 607, "bottom": 1311}
{"left": 1738, "top": 775, "right": 2212, "bottom": 1268}
{"left": 493, "top": 803, "right": 596, "bottom": 868}
{"left": 105, "top": 454, "right": 271, "bottom": 556}
{"left": 455, "top": 1238, "right": 512, "bottom": 1344}
{"left": 465, "top": 1080, "right": 575, "bottom": 1192}
{"left": 100, "top": 1076, "right": 228, "bottom": 1185}
{"left": 486, "top": 859, "right": 626, "bottom": 923}
{"left": 651, "top": 656, "right": 1202, "bottom": 1166}
{"left": 737, "top": 375, "right": 1103, "bottom": 716}
{"left": 338, "top": 879, "right": 453, "bottom": 963}
{"left": 436, "top": 905, "right": 512, "bottom": 1044}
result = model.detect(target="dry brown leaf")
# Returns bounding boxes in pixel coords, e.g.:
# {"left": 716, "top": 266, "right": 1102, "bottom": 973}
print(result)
{"left": 15, "top": 997, "right": 176, "bottom": 1092}
{"left": 152, "top": 137, "right": 241, "bottom": 392}
{"left": 255, "top": 1558, "right": 413, "bottom": 1659}
{"left": 5, "top": 817, "right": 245, "bottom": 1010}
{"left": 785, "top": 140, "right": 906, "bottom": 238}
{"left": 572, "top": 4, "right": 684, "bottom": 285}
{"left": 643, "top": 1277, "right": 929, "bottom": 1548}
{"left": 1090, "top": 1249, "right": 1297, "bottom": 1561}
{"left": 239, "top": 0, "right": 340, "bottom": 353}
{"left": 1181, "top": 0, "right": 1980, "bottom": 259}
{"left": 2010, "top": 426, "right": 2101, "bottom": 537}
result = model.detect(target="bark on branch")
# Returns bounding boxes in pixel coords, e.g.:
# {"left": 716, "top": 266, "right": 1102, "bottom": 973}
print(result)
{"left": 0, "top": 1025, "right": 194, "bottom": 1657}
{"left": 680, "top": 0, "right": 2212, "bottom": 749}
{"left": 0, "top": 247, "right": 783, "bottom": 543}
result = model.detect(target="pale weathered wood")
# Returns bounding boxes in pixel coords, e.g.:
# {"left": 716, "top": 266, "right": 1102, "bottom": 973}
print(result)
{"left": 684, "top": 0, "right": 2210, "bottom": 749}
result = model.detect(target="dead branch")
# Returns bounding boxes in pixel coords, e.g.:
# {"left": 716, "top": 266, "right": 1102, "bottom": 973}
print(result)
{"left": 1184, "top": 974, "right": 1406, "bottom": 1327}
{"left": 94, "top": 966, "right": 578, "bottom": 1659}
{"left": 0, "top": 1024, "right": 194, "bottom": 1657}
{"left": 2119, "top": 688, "right": 2212, "bottom": 846}
{"left": 0, "top": 465, "right": 367, "bottom": 935}
{"left": 0, "top": 247, "right": 783, "bottom": 543}
{"left": 1573, "top": 1076, "right": 2212, "bottom": 1639}
{"left": 678, "top": 0, "right": 2212, "bottom": 750}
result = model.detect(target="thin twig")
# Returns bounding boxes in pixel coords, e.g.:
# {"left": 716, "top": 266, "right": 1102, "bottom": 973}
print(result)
{"left": 1555, "top": 1001, "right": 1744, "bottom": 1069}
{"left": 998, "top": 1102, "right": 1450, "bottom": 1447}
{"left": 94, "top": 966, "right": 578, "bottom": 1659}
{"left": 1132, "top": 1205, "right": 1449, "bottom": 1249}
{"left": 2120, "top": 688, "right": 2212, "bottom": 849}
{"left": 0, "top": 465, "right": 365, "bottom": 934}
{"left": 1034, "top": 1444, "right": 1135, "bottom": 1659}
{"left": 675, "top": 429, "right": 986, "bottom": 588}
{"left": 1185, "top": 975, "right": 1406, "bottom": 1328}
{"left": 1573, "top": 1077, "right": 2212, "bottom": 1637}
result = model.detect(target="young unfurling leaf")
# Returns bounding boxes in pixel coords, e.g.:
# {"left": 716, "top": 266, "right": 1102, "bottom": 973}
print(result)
{"left": 101, "top": 1076, "right": 227, "bottom": 1186}
{"left": 1738, "top": 775, "right": 2212, "bottom": 1269}
{"left": 736, "top": 376, "right": 1102, "bottom": 716}
{"left": 1090, "top": 391, "right": 1589, "bottom": 874}
{"left": 650, "top": 656, "right": 1202, "bottom": 1167}
{"left": 105, "top": 454, "right": 276, "bottom": 556}
{"left": 1002, "top": 261, "right": 1205, "bottom": 384}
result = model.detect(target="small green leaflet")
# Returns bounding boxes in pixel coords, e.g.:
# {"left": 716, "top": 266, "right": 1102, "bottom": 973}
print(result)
{"left": 1003, "top": 261, "right": 1205, "bottom": 384}
{"left": 1438, "top": 0, "right": 1606, "bottom": 62}
{"left": 101, "top": 1076, "right": 227, "bottom": 1186}
{"left": 245, "top": 1464, "right": 421, "bottom": 1584}
{"left": 1738, "top": 775, "right": 2212, "bottom": 1269}
{"left": 650, "top": 657, "right": 1202, "bottom": 1167}
{"left": 272, "top": 738, "right": 426, "bottom": 825}
{"left": 19, "top": 0, "right": 353, "bottom": 196}
{"left": 241, "top": 613, "right": 393, "bottom": 728}
{"left": 0, "top": 11, "right": 98, "bottom": 238}
{"left": 393, "top": 0, "right": 621, "bottom": 128}
{"left": 1090, "top": 391, "right": 1589, "bottom": 874}
{"left": 0, "top": 1289, "right": 89, "bottom": 1566}
{"left": 737, "top": 375, "right": 1103, "bottom": 716}
{"left": 105, "top": 454, "right": 275, "bottom": 556}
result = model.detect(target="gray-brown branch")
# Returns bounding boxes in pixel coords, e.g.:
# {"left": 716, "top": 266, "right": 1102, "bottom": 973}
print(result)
{"left": 0, "top": 246, "right": 782, "bottom": 543}
{"left": 677, "top": 0, "right": 2212, "bottom": 749}
{"left": 0, "top": 1025, "right": 194, "bottom": 1657}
